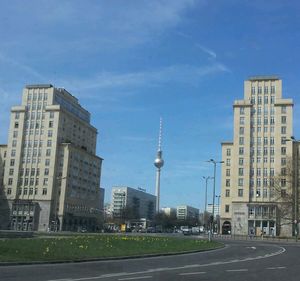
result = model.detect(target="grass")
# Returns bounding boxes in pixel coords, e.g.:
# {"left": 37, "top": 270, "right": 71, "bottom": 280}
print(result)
{"left": 0, "top": 235, "right": 223, "bottom": 262}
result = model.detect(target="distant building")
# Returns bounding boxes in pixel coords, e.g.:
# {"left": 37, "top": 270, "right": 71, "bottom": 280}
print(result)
{"left": 206, "top": 204, "right": 220, "bottom": 218}
{"left": 0, "top": 84, "right": 103, "bottom": 232}
{"left": 112, "top": 186, "right": 156, "bottom": 220}
{"left": 176, "top": 205, "right": 199, "bottom": 220}
{"left": 161, "top": 207, "right": 176, "bottom": 217}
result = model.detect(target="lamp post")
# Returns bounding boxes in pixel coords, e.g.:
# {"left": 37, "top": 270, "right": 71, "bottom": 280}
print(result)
{"left": 203, "top": 176, "right": 213, "bottom": 214}
{"left": 207, "top": 159, "right": 224, "bottom": 234}
{"left": 286, "top": 136, "right": 299, "bottom": 241}
{"left": 215, "top": 195, "right": 221, "bottom": 234}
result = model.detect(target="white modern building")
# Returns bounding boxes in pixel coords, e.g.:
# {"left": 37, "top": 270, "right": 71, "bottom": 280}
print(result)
{"left": 176, "top": 205, "right": 199, "bottom": 221}
{"left": 161, "top": 207, "right": 176, "bottom": 217}
{"left": 0, "top": 84, "right": 104, "bottom": 232}
{"left": 206, "top": 204, "right": 220, "bottom": 218}
{"left": 111, "top": 186, "right": 156, "bottom": 220}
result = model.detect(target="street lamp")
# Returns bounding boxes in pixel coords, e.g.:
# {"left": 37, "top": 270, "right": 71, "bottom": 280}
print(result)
{"left": 285, "top": 136, "right": 299, "bottom": 241}
{"left": 215, "top": 195, "right": 221, "bottom": 234}
{"left": 207, "top": 159, "right": 224, "bottom": 234}
{"left": 202, "top": 176, "right": 213, "bottom": 214}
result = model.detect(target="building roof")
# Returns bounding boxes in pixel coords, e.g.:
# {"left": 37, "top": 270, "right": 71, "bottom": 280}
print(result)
{"left": 247, "top": 75, "right": 280, "bottom": 81}
{"left": 25, "top": 84, "right": 53, "bottom": 89}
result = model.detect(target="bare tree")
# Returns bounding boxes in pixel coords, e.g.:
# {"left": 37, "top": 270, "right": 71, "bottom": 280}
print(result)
{"left": 269, "top": 157, "right": 299, "bottom": 235}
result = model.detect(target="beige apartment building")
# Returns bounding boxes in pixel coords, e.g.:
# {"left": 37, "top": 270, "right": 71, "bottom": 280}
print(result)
{"left": 220, "top": 76, "right": 295, "bottom": 237}
{"left": 0, "top": 84, "right": 103, "bottom": 232}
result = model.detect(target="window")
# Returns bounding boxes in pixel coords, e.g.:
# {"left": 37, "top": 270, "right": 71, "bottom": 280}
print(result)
{"left": 47, "top": 140, "right": 52, "bottom": 147}
{"left": 258, "top": 96, "right": 262, "bottom": 104}
{"left": 44, "top": 168, "right": 49, "bottom": 176}
{"left": 226, "top": 169, "right": 230, "bottom": 176}
{"left": 13, "top": 131, "right": 18, "bottom": 138}
{"left": 239, "top": 168, "right": 244, "bottom": 176}
{"left": 271, "top": 85, "right": 275, "bottom": 94}
{"left": 251, "top": 86, "right": 255, "bottom": 94}
{"left": 281, "top": 189, "right": 287, "bottom": 197}
{"left": 46, "top": 149, "right": 51, "bottom": 156}
{"left": 226, "top": 159, "right": 231, "bottom": 166}
{"left": 49, "top": 121, "right": 54, "bottom": 128}
{"left": 45, "top": 159, "right": 50, "bottom": 166}
{"left": 11, "top": 149, "right": 16, "bottom": 157}
{"left": 257, "top": 107, "right": 261, "bottom": 115}
{"left": 239, "top": 147, "right": 244, "bottom": 155}
{"left": 42, "top": 188, "right": 47, "bottom": 195}
{"left": 270, "top": 116, "right": 275, "bottom": 125}
{"left": 8, "top": 178, "right": 13, "bottom": 185}
{"left": 264, "top": 86, "right": 268, "bottom": 94}
{"left": 239, "top": 137, "right": 244, "bottom": 145}
{"left": 14, "top": 122, "right": 19, "bottom": 128}
{"left": 238, "top": 178, "right": 243, "bottom": 186}
{"left": 281, "top": 158, "right": 286, "bottom": 166}
{"left": 264, "top": 117, "right": 268, "bottom": 125}
{"left": 225, "top": 190, "right": 230, "bottom": 197}
{"left": 257, "top": 178, "right": 261, "bottom": 187}
{"left": 239, "top": 158, "right": 244, "bottom": 165}
{"left": 257, "top": 118, "right": 261, "bottom": 125}
{"left": 240, "top": 107, "right": 245, "bottom": 115}
{"left": 10, "top": 159, "right": 15, "bottom": 166}
{"left": 281, "top": 179, "right": 286, "bottom": 187}
{"left": 257, "top": 168, "right": 261, "bottom": 176}
{"left": 240, "top": 117, "right": 245, "bottom": 125}
{"left": 9, "top": 168, "right": 14, "bottom": 176}
{"left": 270, "top": 147, "right": 275, "bottom": 155}
{"left": 238, "top": 189, "right": 243, "bottom": 197}
{"left": 281, "top": 137, "right": 286, "bottom": 144}
{"left": 281, "top": 168, "right": 286, "bottom": 176}
{"left": 264, "top": 137, "right": 268, "bottom": 145}
{"left": 281, "top": 106, "right": 286, "bottom": 114}
{"left": 225, "top": 205, "right": 230, "bottom": 213}
{"left": 50, "top": 112, "right": 54, "bottom": 118}
{"left": 12, "top": 140, "right": 17, "bottom": 147}
{"left": 226, "top": 179, "right": 230, "bottom": 187}
{"left": 256, "top": 189, "right": 261, "bottom": 197}
{"left": 226, "top": 149, "right": 231, "bottom": 156}
{"left": 270, "top": 137, "right": 275, "bottom": 145}
{"left": 258, "top": 86, "right": 262, "bottom": 94}
{"left": 43, "top": 178, "right": 48, "bottom": 185}
{"left": 7, "top": 188, "right": 12, "bottom": 195}
{"left": 271, "top": 95, "right": 275, "bottom": 104}
{"left": 281, "top": 116, "right": 286, "bottom": 124}
{"left": 281, "top": 147, "right": 286, "bottom": 155}
{"left": 48, "top": 130, "right": 53, "bottom": 137}
{"left": 239, "top": 127, "right": 244, "bottom": 134}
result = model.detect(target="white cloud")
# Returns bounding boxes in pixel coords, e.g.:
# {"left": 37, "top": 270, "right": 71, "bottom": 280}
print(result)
{"left": 60, "top": 63, "right": 230, "bottom": 93}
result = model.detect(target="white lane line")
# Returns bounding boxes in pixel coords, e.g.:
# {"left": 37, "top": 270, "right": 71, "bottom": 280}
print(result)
{"left": 226, "top": 269, "right": 248, "bottom": 272}
{"left": 179, "top": 272, "right": 206, "bottom": 276}
{"left": 118, "top": 276, "right": 152, "bottom": 281}
{"left": 267, "top": 267, "right": 286, "bottom": 270}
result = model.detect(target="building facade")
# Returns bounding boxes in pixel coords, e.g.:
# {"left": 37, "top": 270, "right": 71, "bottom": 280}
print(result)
{"left": 0, "top": 84, "right": 103, "bottom": 232}
{"left": 161, "top": 207, "right": 176, "bottom": 217}
{"left": 220, "top": 77, "right": 294, "bottom": 236}
{"left": 206, "top": 204, "right": 220, "bottom": 218}
{"left": 111, "top": 186, "right": 156, "bottom": 220}
{"left": 176, "top": 205, "right": 199, "bottom": 221}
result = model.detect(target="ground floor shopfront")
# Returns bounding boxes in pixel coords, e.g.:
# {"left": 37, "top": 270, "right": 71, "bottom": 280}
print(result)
{"left": 221, "top": 202, "right": 291, "bottom": 237}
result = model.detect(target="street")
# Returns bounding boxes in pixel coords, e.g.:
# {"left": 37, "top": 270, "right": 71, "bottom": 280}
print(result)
{"left": 1, "top": 239, "right": 300, "bottom": 281}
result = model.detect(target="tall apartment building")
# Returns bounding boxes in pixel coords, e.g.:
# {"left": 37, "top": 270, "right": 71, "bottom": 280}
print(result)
{"left": 0, "top": 84, "right": 103, "bottom": 232}
{"left": 112, "top": 186, "right": 156, "bottom": 220}
{"left": 220, "top": 77, "right": 294, "bottom": 236}
{"left": 176, "top": 205, "right": 199, "bottom": 221}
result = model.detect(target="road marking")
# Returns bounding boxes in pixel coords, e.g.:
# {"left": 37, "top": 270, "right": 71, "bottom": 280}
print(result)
{"left": 47, "top": 246, "right": 286, "bottom": 281}
{"left": 267, "top": 267, "right": 286, "bottom": 270}
{"left": 179, "top": 272, "right": 206, "bottom": 276}
{"left": 226, "top": 269, "right": 248, "bottom": 272}
{"left": 118, "top": 276, "right": 152, "bottom": 281}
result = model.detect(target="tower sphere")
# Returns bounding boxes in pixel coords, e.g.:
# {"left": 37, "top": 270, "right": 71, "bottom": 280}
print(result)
{"left": 154, "top": 157, "right": 164, "bottom": 168}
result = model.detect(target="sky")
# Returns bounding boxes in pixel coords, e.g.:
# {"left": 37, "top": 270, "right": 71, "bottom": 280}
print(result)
{"left": 1, "top": 0, "right": 300, "bottom": 211}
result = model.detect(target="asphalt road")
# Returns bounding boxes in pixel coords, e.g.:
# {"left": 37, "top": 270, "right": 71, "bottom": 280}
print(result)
{"left": 1, "top": 239, "right": 300, "bottom": 281}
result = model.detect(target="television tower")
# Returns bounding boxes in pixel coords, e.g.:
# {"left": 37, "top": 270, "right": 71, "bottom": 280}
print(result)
{"left": 154, "top": 118, "right": 164, "bottom": 213}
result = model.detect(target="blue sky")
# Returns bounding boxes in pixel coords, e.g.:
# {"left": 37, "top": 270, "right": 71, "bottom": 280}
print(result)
{"left": 1, "top": 0, "right": 300, "bottom": 211}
